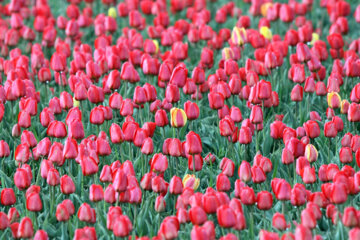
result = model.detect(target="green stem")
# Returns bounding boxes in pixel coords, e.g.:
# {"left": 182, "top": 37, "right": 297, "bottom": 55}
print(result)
{"left": 249, "top": 206, "right": 254, "bottom": 239}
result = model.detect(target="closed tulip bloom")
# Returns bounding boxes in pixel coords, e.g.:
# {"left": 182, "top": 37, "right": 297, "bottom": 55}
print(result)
{"left": 21, "top": 131, "right": 37, "bottom": 148}
{"left": 183, "top": 174, "right": 200, "bottom": 190}
{"left": 324, "top": 121, "right": 337, "bottom": 138}
{"left": 295, "top": 224, "right": 312, "bottom": 240}
{"left": 80, "top": 156, "right": 98, "bottom": 176}
{"left": 216, "top": 173, "right": 231, "bottom": 192}
{"left": 339, "top": 147, "right": 353, "bottom": 164}
{"left": 272, "top": 212, "right": 288, "bottom": 231}
{"left": 141, "top": 137, "right": 154, "bottom": 155}
{"left": 208, "top": 92, "right": 225, "bottom": 110}
{"left": 170, "top": 65, "right": 188, "bottom": 88}
{"left": 189, "top": 206, "right": 207, "bottom": 225}
{"left": 303, "top": 120, "right": 320, "bottom": 139}
{"left": 327, "top": 33, "right": 344, "bottom": 50}
{"left": 251, "top": 166, "right": 266, "bottom": 183}
{"left": 239, "top": 160, "right": 252, "bottom": 182}
{"left": 150, "top": 153, "right": 168, "bottom": 173}
{"left": 0, "top": 212, "right": 9, "bottom": 231}
{"left": 112, "top": 169, "right": 128, "bottom": 192}
{"left": 158, "top": 217, "right": 180, "bottom": 240}
{"left": 203, "top": 193, "right": 219, "bottom": 214}
{"left": 301, "top": 166, "right": 316, "bottom": 184}
{"left": 14, "top": 168, "right": 31, "bottom": 190}
{"left": 26, "top": 192, "right": 42, "bottom": 212}
{"left": 89, "top": 184, "right": 104, "bottom": 202}
{"left": 271, "top": 178, "right": 291, "bottom": 201}
{"left": 184, "top": 101, "right": 200, "bottom": 120}
{"left": 342, "top": 207, "right": 358, "bottom": 227}
{"left": 77, "top": 203, "right": 94, "bottom": 223}
{"left": 301, "top": 207, "right": 317, "bottom": 229}
{"left": 165, "top": 84, "right": 180, "bottom": 103}
{"left": 238, "top": 126, "right": 252, "bottom": 144}
{"left": 155, "top": 196, "right": 166, "bottom": 212}
{"left": 17, "top": 217, "right": 33, "bottom": 239}
{"left": 1, "top": 188, "right": 16, "bottom": 206}
{"left": 217, "top": 205, "right": 236, "bottom": 228}
{"left": 330, "top": 182, "right": 348, "bottom": 204}
{"left": 291, "top": 183, "right": 307, "bottom": 206}
{"left": 188, "top": 154, "right": 203, "bottom": 172}
{"left": 348, "top": 103, "right": 360, "bottom": 122}
{"left": 240, "top": 186, "right": 256, "bottom": 205}
{"left": 170, "top": 108, "right": 187, "bottom": 128}
{"left": 56, "top": 203, "right": 70, "bottom": 222}
{"left": 250, "top": 105, "right": 263, "bottom": 124}
{"left": 169, "top": 176, "right": 183, "bottom": 195}
{"left": 270, "top": 121, "right": 287, "bottom": 139}
{"left": 60, "top": 175, "right": 75, "bottom": 195}
{"left": 296, "top": 42, "right": 311, "bottom": 62}
{"left": 133, "top": 86, "right": 148, "bottom": 105}
{"left": 185, "top": 131, "right": 202, "bottom": 155}
{"left": 155, "top": 109, "right": 169, "bottom": 127}
{"left": 327, "top": 92, "right": 341, "bottom": 109}
{"left": 219, "top": 116, "right": 235, "bottom": 137}
{"left": 304, "top": 144, "right": 318, "bottom": 163}
{"left": 349, "top": 228, "right": 360, "bottom": 240}
{"left": 256, "top": 191, "right": 273, "bottom": 210}
{"left": 15, "top": 143, "right": 30, "bottom": 164}
{"left": 47, "top": 168, "right": 60, "bottom": 186}
{"left": 291, "top": 84, "right": 303, "bottom": 102}
{"left": 282, "top": 147, "right": 295, "bottom": 164}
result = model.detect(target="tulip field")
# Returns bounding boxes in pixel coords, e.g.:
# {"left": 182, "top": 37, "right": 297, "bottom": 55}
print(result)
{"left": 3, "top": 0, "right": 360, "bottom": 239}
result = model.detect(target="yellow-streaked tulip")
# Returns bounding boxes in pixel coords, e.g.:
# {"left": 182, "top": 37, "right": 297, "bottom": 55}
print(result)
{"left": 341, "top": 99, "right": 350, "bottom": 114}
{"left": 231, "top": 27, "right": 246, "bottom": 46}
{"left": 182, "top": 174, "right": 200, "bottom": 190}
{"left": 170, "top": 107, "right": 187, "bottom": 128}
{"left": 327, "top": 92, "right": 341, "bottom": 109}
{"left": 222, "top": 47, "right": 234, "bottom": 60}
{"left": 305, "top": 144, "right": 318, "bottom": 163}
{"left": 152, "top": 40, "right": 159, "bottom": 55}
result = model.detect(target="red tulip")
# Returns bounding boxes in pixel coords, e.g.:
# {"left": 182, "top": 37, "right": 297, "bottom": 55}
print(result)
{"left": 17, "top": 217, "right": 33, "bottom": 239}
{"left": 272, "top": 212, "right": 288, "bottom": 231}
{"left": 256, "top": 191, "right": 273, "bottom": 210}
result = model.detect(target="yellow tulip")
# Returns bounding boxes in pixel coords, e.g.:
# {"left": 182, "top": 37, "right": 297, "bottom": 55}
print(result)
{"left": 108, "top": 7, "right": 117, "bottom": 18}
{"left": 73, "top": 97, "right": 80, "bottom": 108}
{"left": 182, "top": 174, "right": 200, "bottom": 190}
{"left": 260, "top": 26, "right": 272, "bottom": 40}
{"left": 152, "top": 40, "right": 159, "bottom": 55}
{"left": 310, "top": 33, "right": 319, "bottom": 46}
{"left": 231, "top": 27, "right": 246, "bottom": 46}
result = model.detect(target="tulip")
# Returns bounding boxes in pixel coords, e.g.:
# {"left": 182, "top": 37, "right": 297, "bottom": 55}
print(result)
{"left": 183, "top": 174, "right": 200, "bottom": 190}
{"left": 189, "top": 206, "right": 207, "bottom": 225}
{"left": 303, "top": 120, "right": 320, "bottom": 139}
{"left": 217, "top": 205, "right": 236, "bottom": 228}
{"left": 155, "top": 196, "right": 166, "bottom": 212}
{"left": 113, "top": 215, "right": 132, "bottom": 237}
{"left": 17, "top": 217, "right": 34, "bottom": 238}
{"left": 256, "top": 191, "right": 273, "bottom": 210}
{"left": 327, "top": 92, "right": 341, "bottom": 109}
{"left": 170, "top": 108, "right": 187, "bottom": 128}
{"left": 272, "top": 212, "right": 288, "bottom": 231}
{"left": 1, "top": 188, "right": 16, "bottom": 206}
